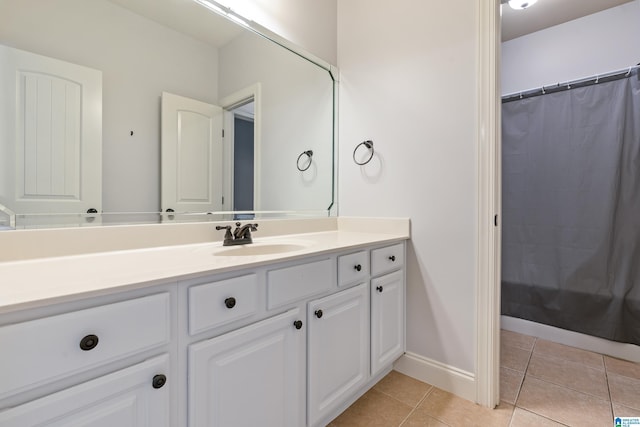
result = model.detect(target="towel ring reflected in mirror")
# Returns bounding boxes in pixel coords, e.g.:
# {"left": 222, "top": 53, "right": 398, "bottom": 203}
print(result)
{"left": 297, "top": 150, "right": 313, "bottom": 171}
{"left": 353, "top": 140, "right": 374, "bottom": 165}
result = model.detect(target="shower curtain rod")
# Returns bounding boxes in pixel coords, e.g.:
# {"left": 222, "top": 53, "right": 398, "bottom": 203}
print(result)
{"left": 502, "top": 63, "right": 640, "bottom": 103}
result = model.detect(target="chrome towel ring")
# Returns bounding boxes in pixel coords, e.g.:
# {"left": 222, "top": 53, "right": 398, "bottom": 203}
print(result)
{"left": 297, "top": 150, "right": 313, "bottom": 171}
{"left": 353, "top": 140, "right": 374, "bottom": 165}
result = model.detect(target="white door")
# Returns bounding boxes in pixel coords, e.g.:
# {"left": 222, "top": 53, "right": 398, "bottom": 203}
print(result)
{"left": 161, "top": 92, "right": 223, "bottom": 213}
{"left": 307, "top": 283, "right": 369, "bottom": 427}
{"left": 0, "top": 355, "right": 170, "bottom": 427}
{"left": 188, "top": 309, "right": 305, "bottom": 427}
{"left": 371, "top": 270, "right": 405, "bottom": 376}
{"left": 0, "top": 44, "right": 102, "bottom": 215}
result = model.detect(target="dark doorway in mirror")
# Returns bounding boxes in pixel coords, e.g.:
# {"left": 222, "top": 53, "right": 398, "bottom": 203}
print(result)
{"left": 231, "top": 101, "right": 255, "bottom": 219}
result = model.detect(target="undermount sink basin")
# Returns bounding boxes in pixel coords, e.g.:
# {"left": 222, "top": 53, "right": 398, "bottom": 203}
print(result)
{"left": 213, "top": 242, "right": 311, "bottom": 257}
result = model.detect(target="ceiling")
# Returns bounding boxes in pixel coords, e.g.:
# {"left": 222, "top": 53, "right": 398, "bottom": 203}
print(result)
{"left": 109, "top": 0, "right": 244, "bottom": 48}
{"left": 501, "top": 0, "right": 635, "bottom": 41}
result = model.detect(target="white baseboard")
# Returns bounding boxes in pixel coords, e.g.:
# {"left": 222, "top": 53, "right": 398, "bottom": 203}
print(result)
{"left": 393, "top": 352, "right": 476, "bottom": 403}
{"left": 501, "top": 315, "right": 640, "bottom": 363}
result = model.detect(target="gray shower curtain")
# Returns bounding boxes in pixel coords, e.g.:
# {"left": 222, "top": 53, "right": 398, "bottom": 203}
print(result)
{"left": 501, "top": 69, "right": 640, "bottom": 346}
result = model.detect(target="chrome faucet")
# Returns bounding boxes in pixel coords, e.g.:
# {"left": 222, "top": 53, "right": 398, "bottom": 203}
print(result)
{"left": 216, "top": 222, "right": 259, "bottom": 246}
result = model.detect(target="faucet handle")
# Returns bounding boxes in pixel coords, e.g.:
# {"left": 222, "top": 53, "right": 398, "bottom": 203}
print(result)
{"left": 215, "top": 225, "right": 233, "bottom": 241}
{"left": 233, "top": 222, "right": 258, "bottom": 231}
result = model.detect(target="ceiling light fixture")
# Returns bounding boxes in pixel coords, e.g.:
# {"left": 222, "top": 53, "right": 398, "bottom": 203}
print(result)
{"left": 508, "top": 0, "right": 538, "bottom": 10}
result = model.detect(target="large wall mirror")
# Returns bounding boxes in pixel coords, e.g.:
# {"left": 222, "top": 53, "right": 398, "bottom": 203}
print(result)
{"left": 0, "top": 0, "right": 335, "bottom": 229}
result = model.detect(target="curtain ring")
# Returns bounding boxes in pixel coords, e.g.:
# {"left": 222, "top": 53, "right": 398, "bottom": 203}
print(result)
{"left": 353, "top": 140, "right": 374, "bottom": 165}
{"left": 296, "top": 150, "right": 313, "bottom": 171}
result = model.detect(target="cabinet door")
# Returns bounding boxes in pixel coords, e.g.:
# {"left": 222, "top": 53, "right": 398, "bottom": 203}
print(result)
{"left": 371, "top": 270, "right": 405, "bottom": 376}
{"left": 307, "top": 283, "right": 369, "bottom": 427}
{"left": 189, "top": 308, "right": 305, "bottom": 427}
{"left": 0, "top": 355, "right": 170, "bottom": 427}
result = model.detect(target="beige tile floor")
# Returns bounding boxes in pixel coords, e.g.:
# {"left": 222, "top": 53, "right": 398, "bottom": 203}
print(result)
{"left": 329, "top": 330, "right": 640, "bottom": 426}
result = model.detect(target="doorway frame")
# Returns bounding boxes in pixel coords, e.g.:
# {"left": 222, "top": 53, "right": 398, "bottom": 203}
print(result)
{"left": 475, "top": 0, "right": 501, "bottom": 407}
{"left": 220, "top": 83, "right": 262, "bottom": 212}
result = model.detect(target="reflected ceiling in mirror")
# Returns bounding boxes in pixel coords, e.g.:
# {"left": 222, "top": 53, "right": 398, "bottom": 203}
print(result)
{"left": 0, "top": 0, "right": 335, "bottom": 229}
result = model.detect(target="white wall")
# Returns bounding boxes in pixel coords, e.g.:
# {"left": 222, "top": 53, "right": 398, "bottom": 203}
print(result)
{"left": 0, "top": 0, "right": 219, "bottom": 213}
{"left": 338, "top": 1, "right": 479, "bottom": 374}
{"left": 221, "top": 0, "right": 337, "bottom": 64}
{"left": 502, "top": 1, "right": 640, "bottom": 95}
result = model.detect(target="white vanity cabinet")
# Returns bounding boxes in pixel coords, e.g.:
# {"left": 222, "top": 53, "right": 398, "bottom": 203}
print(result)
{"left": 307, "top": 282, "right": 370, "bottom": 427}
{"left": 0, "top": 237, "right": 407, "bottom": 427}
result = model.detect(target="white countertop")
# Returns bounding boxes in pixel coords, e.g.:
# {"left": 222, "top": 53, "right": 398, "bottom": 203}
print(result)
{"left": 0, "top": 218, "right": 410, "bottom": 314}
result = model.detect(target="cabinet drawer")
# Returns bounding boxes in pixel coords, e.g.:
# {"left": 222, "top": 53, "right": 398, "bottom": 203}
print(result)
{"left": 371, "top": 243, "right": 404, "bottom": 276}
{"left": 338, "top": 251, "right": 369, "bottom": 287}
{"left": 267, "top": 259, "right": 333, "bottom": 309}
{"left": 0, "top": 293, "right": 170, "bottom": 400}
{"left": 189, "top": 274, "right": 259, "bottom": 335}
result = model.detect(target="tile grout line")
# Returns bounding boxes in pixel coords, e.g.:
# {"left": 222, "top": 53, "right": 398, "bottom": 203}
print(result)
{"left": 525, "top": 348, "right": 607, "bottom": 373}
{"left": 369, "top": 383, "right": 428, "bottom": 427}
{"left": 508, "top": 336, "right": 536, "bottom": 427}
{"left": 513, "top": 407, "right": 572, "bottom": 427}
{"left": 372, "top": 384, "right": 431, "bottom": 414}
{"left": 520, "top": 338, "right": 616, "bottom": 426}
{"left": 397, "top": 386, "right": 440, "bottom": 427}
{"left": 522, "top": 351, "right": 612, "bottom": 402}
{"left": 523, "top": 372, "right": 612, "bottom": 403}
{"left": 397, "top": 386, "right": 431, "bottom": 427}
{"left": 604, "top": 356, "right": 616, "bottom": 420}
{"left": 514, "top": 336, "right": 536, "bottom": 406}
{"left": 524, "top": 342, "right": 614, "bottom": 403}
